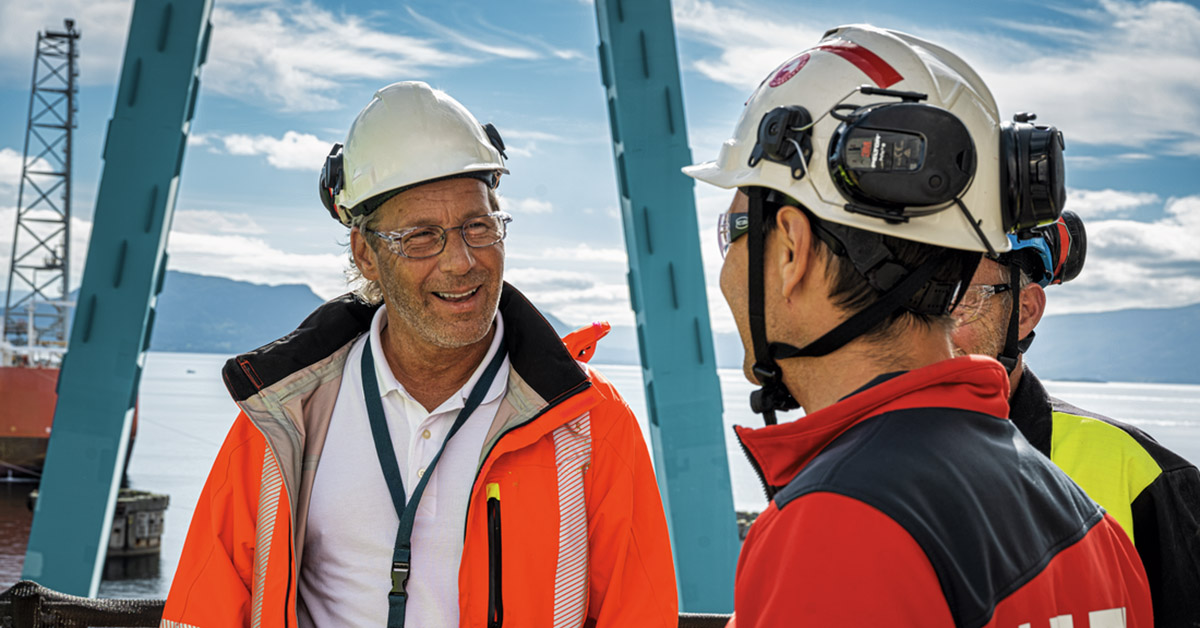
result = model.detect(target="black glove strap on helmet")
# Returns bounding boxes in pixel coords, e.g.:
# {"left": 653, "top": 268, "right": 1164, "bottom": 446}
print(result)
{"left": 998, "top": 259, "right": 1024, "bottom": 373}
{"left": 747, "top": 188, "right": 799, "bottom": 426}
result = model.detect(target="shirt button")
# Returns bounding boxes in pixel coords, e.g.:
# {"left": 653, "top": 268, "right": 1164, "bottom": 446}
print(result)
{"left": 418, "top": 467, "right": 426, "bottom": 478}
{"left": 422, "top": 429, "right": 431, "bottom": 440}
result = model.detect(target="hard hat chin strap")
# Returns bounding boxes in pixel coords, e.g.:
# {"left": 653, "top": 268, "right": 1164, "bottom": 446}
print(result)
{"left": 747, "top": 188, "right": 799, "bottom": 426}
{"left": 744, "top": 188, "right": 979, "bottom": 425}
{"left": 997, "top": 259, "right": 1025, "bottom": 373}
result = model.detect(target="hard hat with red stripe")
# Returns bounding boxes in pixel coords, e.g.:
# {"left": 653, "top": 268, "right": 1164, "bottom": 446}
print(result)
{"left": 685, "top": 24, "right": 1014, "bottom": 253}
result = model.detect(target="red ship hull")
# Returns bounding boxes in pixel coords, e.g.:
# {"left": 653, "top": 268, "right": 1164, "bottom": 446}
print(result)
{"left": 0, "top": 366, "right": 58, "bottom": 475}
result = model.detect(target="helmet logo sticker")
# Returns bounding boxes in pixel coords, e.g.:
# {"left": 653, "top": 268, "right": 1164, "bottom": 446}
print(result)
{"left": 814, "top": 41, "right": 903, "bottom": 88}
{"left": 769, "top": 53, "right": 810, "bottom": 88}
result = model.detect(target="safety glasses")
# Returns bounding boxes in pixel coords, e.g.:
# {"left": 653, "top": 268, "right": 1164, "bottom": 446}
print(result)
{"left": 365, "top": 211, "right": 512, "bottom": 259}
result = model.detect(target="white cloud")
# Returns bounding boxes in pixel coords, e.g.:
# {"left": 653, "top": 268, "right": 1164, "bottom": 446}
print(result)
{"left": 219, "top": 130, "right": 331, "bottom": 171}
{"left": 0, "top": 1, "right": 131, "bottom": 86}
{"left": 501, "top": 196, "right": 554, "bottom": 215}
{"left": 0, "top": 148, "right": 24, "bottom": 191}
{"left": 1043, "top": 193, "right": 1200, "bottom": 316}
{"left": 672, "top": 0, "right": 825, "bottom": 91}
{"left": 165, "top": 230, "right": 349, "bottom": 299}
{"left": 172, "top": 209, "right": 266, "bottom": 235}
{"left": 404, "top": 7, "right": 541, "bottom": 61}
{"left": 676, "top": 0, "right": 1200, "bottom": 156}
{"left": 505, "top": 266, "right": 633, "bottom": 327}
{"left": 540, "top": 244, "right": 627, "bottom": 264}
{"left": 503, "top": 129, "right": 569, "bottom": 142}
{"left": 203, "top": 3, "right": 476, "bottom": 112}
{"left": 1067, "top": 188, "right": 1161, "bottom": 218}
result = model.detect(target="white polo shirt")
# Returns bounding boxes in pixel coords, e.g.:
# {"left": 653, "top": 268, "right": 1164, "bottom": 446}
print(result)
{"left": 298, "top": 306, "right": 508, "bottom": 627}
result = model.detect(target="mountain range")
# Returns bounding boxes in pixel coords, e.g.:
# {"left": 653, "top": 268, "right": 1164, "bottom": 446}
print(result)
{"left": 11, "top": 272, "right": 1196, "bottom": 384}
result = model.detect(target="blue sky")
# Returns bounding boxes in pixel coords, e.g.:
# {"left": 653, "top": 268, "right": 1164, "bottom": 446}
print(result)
{"left": 1, "top": 0, "right": 1198, "bottom": 334}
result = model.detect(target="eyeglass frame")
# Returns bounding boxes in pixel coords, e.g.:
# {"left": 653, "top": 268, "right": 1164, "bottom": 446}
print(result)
{"left": 717, "top": 211, "right": 752, "bottom": 258}
{"left": 950, "top": 283, "right": 1013, "bottom": 324}
{"left": 362, "top": 211, "right": 513, "bottom": 260}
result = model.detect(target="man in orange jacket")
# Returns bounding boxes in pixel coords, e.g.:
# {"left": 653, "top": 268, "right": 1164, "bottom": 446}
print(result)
{"left": 160, "top": 81, "right": 677, "bottom": 628}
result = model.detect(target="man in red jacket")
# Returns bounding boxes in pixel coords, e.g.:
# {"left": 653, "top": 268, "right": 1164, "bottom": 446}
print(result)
{"left": 684, "top": 24, "right": 1152, "bottom": 626}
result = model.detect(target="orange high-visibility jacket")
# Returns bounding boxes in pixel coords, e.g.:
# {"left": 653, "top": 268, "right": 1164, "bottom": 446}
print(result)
{"left": 160, "top": 284, "right": 678, "bottom": 628}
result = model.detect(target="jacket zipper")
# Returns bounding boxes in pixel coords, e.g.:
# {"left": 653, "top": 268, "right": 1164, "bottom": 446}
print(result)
{"left": 486, "top": 483, "right": 504, "bottom": 628}
{"left": 735, "top": 429, "right": 776, "bottom": 502}
{"left": 463, "top": 379, "right": 594, "bottom": 537}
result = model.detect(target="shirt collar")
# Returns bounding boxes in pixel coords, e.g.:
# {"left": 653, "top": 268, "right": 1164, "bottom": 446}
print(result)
{"left": 368, "top": 305, "right": 508, "bottom": 413}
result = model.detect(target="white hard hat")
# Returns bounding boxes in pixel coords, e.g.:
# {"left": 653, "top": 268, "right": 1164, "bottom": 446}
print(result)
{"left": 319, "top": 81, "right": 509, "bottom": 226}
{"left": 685, "top": 24, "right": 1019, "bottom": 253}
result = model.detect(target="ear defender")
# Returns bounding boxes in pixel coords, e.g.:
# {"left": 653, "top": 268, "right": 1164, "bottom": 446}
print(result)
{"left": 482, "top": 123, "right": 508, "bottom": 161}
{"left": 827, "top": 100, "right": 976, "bottom": 218}
{"left": 318, "top": 143, "right": 346, "bottom": 223}
{"left": 1000, "top": 113, "right": 1066, "bottom": 234}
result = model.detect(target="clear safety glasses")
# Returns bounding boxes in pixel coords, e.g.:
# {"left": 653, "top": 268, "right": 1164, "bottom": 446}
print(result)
{"left": 951, "top": 283, "right": 1012, "bottom": 325}
{"left": 718, "top": 211, "right": 751, "bottom": 258}
{"left": 365, "top": 211, "right": 512, "bottom": 259}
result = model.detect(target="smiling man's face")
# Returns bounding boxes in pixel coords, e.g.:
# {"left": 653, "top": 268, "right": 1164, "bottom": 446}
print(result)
{"left": 365, "top": 176, "right": 504, "bottom": 352}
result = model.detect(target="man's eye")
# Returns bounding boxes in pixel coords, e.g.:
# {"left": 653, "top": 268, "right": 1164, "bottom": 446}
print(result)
{"left": 403, "top": 228, "right": 441, "bottom": 243}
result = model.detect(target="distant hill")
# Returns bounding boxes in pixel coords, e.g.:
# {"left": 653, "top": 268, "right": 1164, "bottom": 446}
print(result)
{"left": 1024, "top": 303, "right": 1200, "bottom": 384}
{"left": 149, "top": 271, "right": 326, "bottom": 354}
{"left": 9, "top": 272, "right": 1198, "bottom": 383}
{"left": 149, "top": 272, "right": 576, "bottom": 356}
{"left": 592, "top": 303, "right": 1200, "bottom": 385}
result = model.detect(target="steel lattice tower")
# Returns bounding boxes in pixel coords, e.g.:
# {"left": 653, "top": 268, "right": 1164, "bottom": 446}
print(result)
{"left": 3, "top": 19, "right": 80, "bottom": 348}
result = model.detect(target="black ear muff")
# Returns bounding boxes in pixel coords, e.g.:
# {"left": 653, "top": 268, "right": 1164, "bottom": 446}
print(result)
{"left": 483, "top": 123, "right": 508, "bottom": 160}
{"left": 1000, "top": 113, "right": 1066, "bottom": 234}
{"left": 1056, "top": 209, "right": 1087, "bottom": 283}
{"left": 318, "top": 143, "right": 345, "bottom": 222}
{"left": 748, "top": 106, "right": 813, "bottom": 180}
{"left": 828, "top": 102, "right": 975, "bottom": 214}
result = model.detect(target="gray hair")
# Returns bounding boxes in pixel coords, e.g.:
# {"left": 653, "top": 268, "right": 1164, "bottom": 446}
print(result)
{"left": 344, "top": 187, "right": 503, "bottom": 305}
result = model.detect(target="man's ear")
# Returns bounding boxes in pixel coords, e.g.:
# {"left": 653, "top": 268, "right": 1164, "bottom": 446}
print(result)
{"left": 350, "top": 227, "right": 381, "bottom": 282}
{"left": 1018, "top": 283, "right": 1046, "bottom": 340}
{"left": 774, "top": 206, "right": 814, "bottom": 299}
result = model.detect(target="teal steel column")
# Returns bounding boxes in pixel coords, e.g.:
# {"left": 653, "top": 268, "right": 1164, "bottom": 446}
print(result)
{"left": 23, "top": 0, "right": 213, "bottom": 596}
{"left": 593, "top": 0, "right": 737, "bottom": 612}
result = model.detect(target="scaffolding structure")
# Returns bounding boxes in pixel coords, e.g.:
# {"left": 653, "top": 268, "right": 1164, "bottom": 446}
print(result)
{"left": 3, "top": 20, "right": 80, "bottom": 351}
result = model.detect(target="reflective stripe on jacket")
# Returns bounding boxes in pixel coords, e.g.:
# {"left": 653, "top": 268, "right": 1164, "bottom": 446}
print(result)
{"left": 1010, "top": 368, "right": 1200, "bottom": 627}
{"left": 160, "top": 283, "right": 678, "bottom": 628}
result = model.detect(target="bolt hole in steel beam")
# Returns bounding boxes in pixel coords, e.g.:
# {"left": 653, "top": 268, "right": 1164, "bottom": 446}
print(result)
{"left": 156, "top": 3, "right": 173, "bottom": 52}
{"left": 642, "top": 206, "right": 654, "bottom": 254}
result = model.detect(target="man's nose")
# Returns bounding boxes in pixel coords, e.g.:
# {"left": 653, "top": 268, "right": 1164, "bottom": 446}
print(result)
{"left": 438, "top": 230, "right": 475, "bottom": 274}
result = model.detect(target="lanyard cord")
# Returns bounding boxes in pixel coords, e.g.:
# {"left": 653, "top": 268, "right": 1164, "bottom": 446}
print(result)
{"left": 361, "top": 340, "right": 508, "bottom": 628}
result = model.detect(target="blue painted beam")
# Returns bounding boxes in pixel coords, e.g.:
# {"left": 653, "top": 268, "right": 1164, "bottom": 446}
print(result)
{"left": 593, "top": 0, "right": 738, "bottom": 612}
{"left": 23, "top": 0, "right": 212, "bottom": 596}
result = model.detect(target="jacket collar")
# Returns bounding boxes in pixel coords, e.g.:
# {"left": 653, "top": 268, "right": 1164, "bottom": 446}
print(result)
{"left": 222, "top": 282, "right": 587, "bottom": 406}
{"left": 1007, "top": 367, "right": 1054, "bottom": 457}
{"left": 736, "top": 355, "right": 1011, "bottom": 494}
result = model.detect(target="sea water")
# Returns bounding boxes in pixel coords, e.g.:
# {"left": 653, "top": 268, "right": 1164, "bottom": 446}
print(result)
{"left": 1, "top": 351, "right": 1198, "bottom": 598}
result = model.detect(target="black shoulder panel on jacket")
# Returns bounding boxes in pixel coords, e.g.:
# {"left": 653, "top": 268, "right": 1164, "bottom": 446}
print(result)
{"left": 498, "top": 284, "right": 588, "bottom": 403}
{"left": 774, "top": 408, "right": 1104, "bottom": 628}
{"left": 223, "top": 293, "right": 378, "bottom": 401}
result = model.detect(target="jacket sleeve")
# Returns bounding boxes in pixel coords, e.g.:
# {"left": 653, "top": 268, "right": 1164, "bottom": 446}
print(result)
{"left": 1131, "top": 463, "right": 1200, "bottom": 627}
{"left": 582, "top": 375, "right": 679, "bottom": 628}
{"left": 734, "top": 492, "right": 954, "bottom": 627}
{"left": 160, "top": 412, "right": 265, "bottom": 627}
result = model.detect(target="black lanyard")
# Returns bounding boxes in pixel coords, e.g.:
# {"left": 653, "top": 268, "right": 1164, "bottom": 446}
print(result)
{"left": 360, "top": 340, "right": 507, "bottom": 628}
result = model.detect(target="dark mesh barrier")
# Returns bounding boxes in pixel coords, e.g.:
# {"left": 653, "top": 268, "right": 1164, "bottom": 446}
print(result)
{"left": 0, "top": 581, "right": 163, "bottom": 627}
{"left": 1, "top": 581, "right": 731, "bottom": 627}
